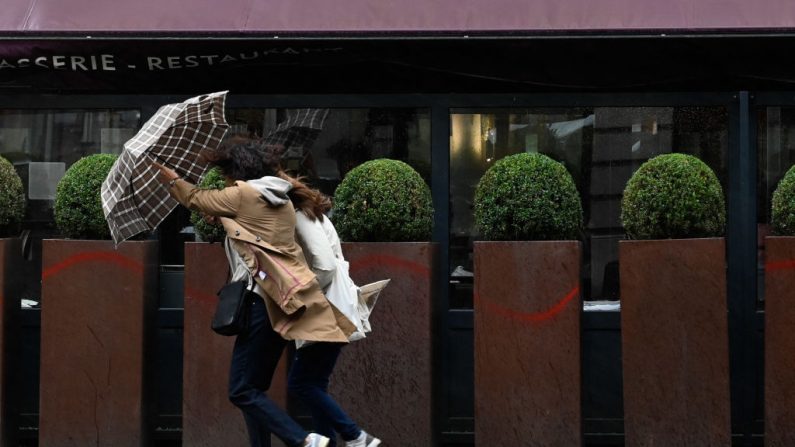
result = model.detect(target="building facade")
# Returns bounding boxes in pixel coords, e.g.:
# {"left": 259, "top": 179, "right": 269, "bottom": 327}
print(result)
{"left": 4, "top": 1, "right": 795, "bottom": 445}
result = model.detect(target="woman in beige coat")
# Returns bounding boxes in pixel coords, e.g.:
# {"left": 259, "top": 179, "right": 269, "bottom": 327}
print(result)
{"left": 154, "top": 137, "right": 354, "bottom": 447}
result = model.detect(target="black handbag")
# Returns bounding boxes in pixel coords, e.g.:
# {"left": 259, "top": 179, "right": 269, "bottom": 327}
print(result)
{"left": 212, "top": 279, "right": 254, "bottom": 336}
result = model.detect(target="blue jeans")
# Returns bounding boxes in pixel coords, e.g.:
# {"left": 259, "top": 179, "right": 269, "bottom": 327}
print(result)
{"left": 229, "top": 294, "right": 308, "bottom": 447}
{"left": 288, "top": 342, "right": 361, "bottom": 447}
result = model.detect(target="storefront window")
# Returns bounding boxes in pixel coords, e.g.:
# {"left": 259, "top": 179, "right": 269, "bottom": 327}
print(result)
{"left": 757, "top": 107, "right": 795, "bottom": 302}
{"left": 0, "top": 109, "right": 141, "bottom": 222}
{"left": 449, "top": 106, "right": 727, "bottom": 307}
{"left": 227, "top": 108, "right": 431, "bottom": 197}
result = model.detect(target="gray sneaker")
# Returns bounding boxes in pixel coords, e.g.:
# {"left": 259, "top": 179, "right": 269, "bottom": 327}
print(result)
{"left": 344, "top": 430, "right": 381, "bottom": 447}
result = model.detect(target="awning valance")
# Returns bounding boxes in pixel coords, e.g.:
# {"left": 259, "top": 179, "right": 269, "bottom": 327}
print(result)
{"left": 4, "top": 37, "right": 795, "bottom": 94}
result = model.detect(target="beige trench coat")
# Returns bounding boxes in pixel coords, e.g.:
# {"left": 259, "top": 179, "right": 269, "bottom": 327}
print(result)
{"left": 170, "top": 178, "right": 354, "bottom": 343}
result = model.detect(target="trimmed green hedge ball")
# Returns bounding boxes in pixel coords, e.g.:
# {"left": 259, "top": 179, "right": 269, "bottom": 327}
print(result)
{"left": 332, "top": 159, "right": 434, "bottom": 242}
{"left": 54, "top": 154, "right": 117, "bottom": 240}
{"left": 772, "top": 164, "right": 795, "bottom": 236}
{"left": 621, "top": 153, "right": 725, "bottom": 240}
{"left": 190, "top": 167, "right": 227, "bottom": 242}
{"left": 0, "top": 155, "right": 25, "bottom": 236}
{"left": 474, "top": 152, "right": 583, "bottom": 241}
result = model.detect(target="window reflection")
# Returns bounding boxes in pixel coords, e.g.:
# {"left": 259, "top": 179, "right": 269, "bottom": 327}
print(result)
{"left": 757, "top": 107, "right": 795, "bottom": 302}
{"left": 227, "top": 108, "right": 431, "bottom": 196}
{"left": 0, "top": 109, "right": 140, "bottom": 222}
{"left": 0, "top": 110, "right": 140, "bottom": 161}
{"left": 450, "top": 107, "right": 727, "bottom": 307}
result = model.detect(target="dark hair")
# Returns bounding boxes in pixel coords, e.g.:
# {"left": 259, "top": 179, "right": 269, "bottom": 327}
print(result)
{"left": 280, "top": 173, "right": 331, "bottom": 221}
{"left": 204, "top": 135, "right": 275, "bottom": 181}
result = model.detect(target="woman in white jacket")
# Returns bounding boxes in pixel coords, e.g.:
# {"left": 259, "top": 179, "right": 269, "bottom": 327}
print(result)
{"left": 282, "top": 175, "right": 381, "bottom": 447}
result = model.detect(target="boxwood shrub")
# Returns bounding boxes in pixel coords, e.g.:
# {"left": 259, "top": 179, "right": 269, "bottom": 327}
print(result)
{"left": 0, "top": 155, "right": 25, "bottom": 237}
{"left": 54, "top": 154, "right": 118, "bottom": 240}
{"left": 621, "top": 153, "right": 725, "bottom": 240}
{"left": 772, "top": 164, "right": 795, "bottom": 236}
{"left": 332, "top": 158, "right": 433, "bottom": 242}
{"left": 474, "top": 152, "right": 583, "bottom": 241}
{"left": 190, "top": 167, "right": 227, "bottom": 242}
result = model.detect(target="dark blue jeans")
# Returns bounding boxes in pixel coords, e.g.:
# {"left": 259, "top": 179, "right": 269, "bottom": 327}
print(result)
{"left": 229, "top": 294, "right": 307, "bottom": 447}
{"left": 288, "top": 342, "right": 361, "bottom": 447}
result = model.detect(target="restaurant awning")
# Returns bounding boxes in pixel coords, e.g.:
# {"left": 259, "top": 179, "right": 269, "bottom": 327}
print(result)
{"left": 2, "top": 0, "right": 795, "bottom": 34}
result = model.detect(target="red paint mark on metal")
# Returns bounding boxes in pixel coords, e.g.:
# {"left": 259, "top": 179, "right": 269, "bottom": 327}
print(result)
{"left": 39, "top": 250, "right": 223, "bottom": 305}
{"left": 348, "top": 254, "right": 430, "bottom": 276}
{"left": 41, "top": 251, "right": 144, "bottom": 280}
{"left": 766, "top": 259, "right": 795, "bottom": 272}
{"left": 184, "top": 286, "right": 218, "bottom": 305}
{"left": 475, "top": 286, "right": 579, "bottom": 323}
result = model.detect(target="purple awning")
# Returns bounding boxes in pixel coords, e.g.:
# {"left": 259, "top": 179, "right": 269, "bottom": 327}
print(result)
{"left": 2, "top": 0, "right": 795, "bottom": 33}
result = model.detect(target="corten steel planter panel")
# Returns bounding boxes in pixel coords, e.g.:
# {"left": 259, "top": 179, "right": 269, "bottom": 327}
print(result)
{"left": 620, "top": 238, "right": 730, "bottom": 447}
{"left": 183, "top": 242, "right": 288, "bottom": 447}
{"left": 39, "top": 239, "right": 158, "bottom": 447}
{"left": 764, "top": 236, "right": 795, "bottom": 446}
{"left": 0, "top": 238, "right": 20, "bottom": 447}
{"left": 331, "top": 242, "right": 436, "bottom": 447}
{"left": 474, "top": 241, "right": 582, "bottom": 447}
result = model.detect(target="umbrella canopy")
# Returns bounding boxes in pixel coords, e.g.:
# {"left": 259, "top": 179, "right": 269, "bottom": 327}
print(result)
{"left": 101, "top": 91, "right": 229, "bottom": 244}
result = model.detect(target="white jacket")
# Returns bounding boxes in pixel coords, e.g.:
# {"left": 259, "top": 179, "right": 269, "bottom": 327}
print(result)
{"left": 294, "top": 210, "right": 367, "bottom": 346}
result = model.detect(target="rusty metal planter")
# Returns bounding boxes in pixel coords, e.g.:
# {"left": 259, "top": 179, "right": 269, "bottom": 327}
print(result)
{"left": 330, "top": 242, "right": 436, "bottom": 447}
{"left": 0, "top": 238, "right": 20, "bottom": 447}
{"left": 619, "top": 238, "right": 730, "bottom": 447}
{"left": 764, "top": 236, "right": 795, "bottom": 446}
{"left": 473, "top": 241, "right": 582, "bottom": 447}
{"left": 39, "top": 239, "right": 158, "bottom": 447}
{"left": 182, "top": 242, "right": 288, "bottom": 447}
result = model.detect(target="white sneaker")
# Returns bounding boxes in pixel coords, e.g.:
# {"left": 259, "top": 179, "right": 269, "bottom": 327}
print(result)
{"left": 305, "top": 433, "right": 331, "bottom": 447}
{"left": 344, "top": 430, "right": 381, "bottom": 447}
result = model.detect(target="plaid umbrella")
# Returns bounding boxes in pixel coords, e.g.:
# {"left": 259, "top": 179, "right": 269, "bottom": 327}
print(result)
{"left": 101, "top": 91, "right": 229, "bottom": 244}
{"left": 261, "top": 108, "right": 329, "bottom": 156}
